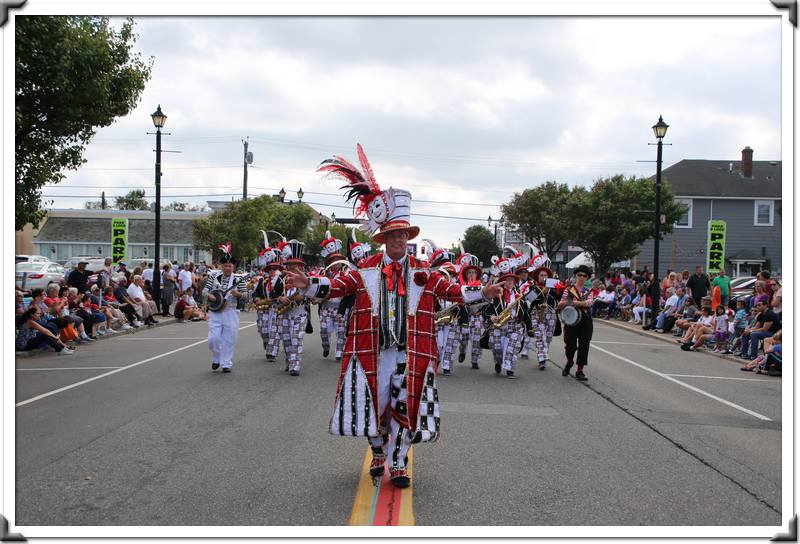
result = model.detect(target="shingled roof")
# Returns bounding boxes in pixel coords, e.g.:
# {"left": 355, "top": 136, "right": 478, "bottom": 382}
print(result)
{"left": 659, "top": 159, "right": 781, "bottom": 198}
{"left": 34, "top": 217, "right": 196, "bottom": 244}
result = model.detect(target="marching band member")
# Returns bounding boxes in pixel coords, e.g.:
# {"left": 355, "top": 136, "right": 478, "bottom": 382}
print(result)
{"left": 285, "top": 144, "right": 501, "bottom": 488}
{"left": 276, "top": 240, "right": 309, "bottom": 376}
{"left": 524, "top": 263, "right": 561, "bottom": 370}
{"left": 516, "top": 262, "right": 533, "bottom": 360}
{"left": 455, "top": 254, "right": 484, "bottom": 369}
{"left": 253, "top": 231, "right": 282, "bottom": 360}
{"left": 203, "top": 242, "right": 249, "bottom": 373}
{"left": 486, "top": 257, "right": 530, "bottom": 379}
{"left": 557, "top": 264, "right": 594, "bottom": 381}
{"left": 431, "top": 255, "right": 459, "bottom": 376}
{"left": 319, "top": 232, "right": 347, "bottom": 359}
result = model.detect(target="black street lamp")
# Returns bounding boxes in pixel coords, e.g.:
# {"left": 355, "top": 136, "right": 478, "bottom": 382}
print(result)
{"left": 151, "top": 104, "right": 167, "bottom": 312}
{"left": 278, "top": 187, "right": 286, "bottom": 202}
{"left": 331, "top": 212, "right": 336, "bottom": 223}
{"left": 297, "top": 188, "right": 304, "bottom": 202}
{"left": 650, "top": 115, "right": 669, "bottom": 328}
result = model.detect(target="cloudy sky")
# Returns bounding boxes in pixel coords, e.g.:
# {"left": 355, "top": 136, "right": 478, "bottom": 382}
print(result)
{"left": 44, "top": 16, "right": 781, "bottom": 247}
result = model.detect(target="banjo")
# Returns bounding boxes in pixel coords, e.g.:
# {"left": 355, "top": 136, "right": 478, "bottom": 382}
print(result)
{"left": 559, "top": 285, "right": 584, "bottom": 327}
{"left": 207, "top": 273, "right": 249, "bottom": 313}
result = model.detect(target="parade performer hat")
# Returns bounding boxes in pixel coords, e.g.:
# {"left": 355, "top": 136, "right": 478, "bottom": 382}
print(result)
{"left": 492, "top": 256, "right": 514, "bottom": 275}
{"left": 256, "top": 230, "right": 280, "bottom": 268}
{"left": 527, "top": 251, "right": 552, "bottom": 273}
{"left": 285, "top": 239, "right": 306, "bottom": 266}
{"left": 574, "top": 264, "right": 593, "bottom": 277}
{"left": 422, "top": 238, "right": 454, "bottom": 268}
{"left": 217, "top": 241, "right": 235, "bottom": 265}
{"left": 498, "top": 271, "right": 519, "bottom": 283}
{"left": 456, "top": 252, "right": 482, "bottom": 284}
{"left": 318, "top": 143, "right": 420, "bottom": 244}
{"left": 532, "top": 265, "right": 554, "bottom": 280}
{"left": 348, "top": 227, "right": 372, "bottom": 263}
{"left": 319, "top": 231, "right": 344, "bottom": 259}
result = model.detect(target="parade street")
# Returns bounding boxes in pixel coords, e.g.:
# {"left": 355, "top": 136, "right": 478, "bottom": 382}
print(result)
{"left": 15, "top": 318, "right": 781, "bottom": 527}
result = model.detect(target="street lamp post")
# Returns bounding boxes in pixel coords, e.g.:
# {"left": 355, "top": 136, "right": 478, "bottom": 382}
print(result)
{"left": 650, "top": 115, "right": 669, "bottom": 328}
{"left": 151, "top": 105, "right": 167, "bottom": 313}
{"left": 297, "top": 188, "right": 304, "bottom": 203}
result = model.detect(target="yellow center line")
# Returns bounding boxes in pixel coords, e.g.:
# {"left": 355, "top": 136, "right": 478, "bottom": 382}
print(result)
{"left": 349, "top": 445, "right": 415, "bottom": 526}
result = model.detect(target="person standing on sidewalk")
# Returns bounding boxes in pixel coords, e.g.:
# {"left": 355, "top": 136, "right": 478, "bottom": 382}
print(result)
{"left": 686, "top": 265, "right": 710, "bottom": 308}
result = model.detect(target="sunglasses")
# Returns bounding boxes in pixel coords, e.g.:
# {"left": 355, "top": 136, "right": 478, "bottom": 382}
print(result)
{"left": 576, "top": 273, "right": 589, "bottom": 278}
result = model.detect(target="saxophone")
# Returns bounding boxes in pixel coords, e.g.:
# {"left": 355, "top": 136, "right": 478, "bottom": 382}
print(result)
{"left": 434, "top": 304, "right": 460, "bottom": 326}
{"left": 493, "top": 297, "right": 524, "bottom": 328}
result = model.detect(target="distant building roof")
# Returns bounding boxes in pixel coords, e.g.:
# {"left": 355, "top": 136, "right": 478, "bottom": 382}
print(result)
{"left": 34, "top": 216, "right": 197, "bottom": 244}
{"left": 659, "top": 159, "right": 781, "bottom": 198}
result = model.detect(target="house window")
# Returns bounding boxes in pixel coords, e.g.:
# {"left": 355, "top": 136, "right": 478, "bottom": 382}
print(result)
{"left": 754, "top": 200, "right": 774, "bottom": 226}
{"left": 675, "top": 199, "right": 692, "bottom": 228}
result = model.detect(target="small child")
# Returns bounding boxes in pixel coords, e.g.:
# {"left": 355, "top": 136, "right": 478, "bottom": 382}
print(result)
{"left": 724, "top": 300, "right": 747, "bottom": 354}
{"left": 712, "top": 305, "right": 729, "bottom": 352}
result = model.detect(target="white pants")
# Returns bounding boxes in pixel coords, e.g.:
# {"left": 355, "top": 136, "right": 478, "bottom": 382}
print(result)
{"left": 367, "top": 347, "right": 413, "bottom": 471}
{"left": 208, "top": 308, "right": 239, "bottom": 369}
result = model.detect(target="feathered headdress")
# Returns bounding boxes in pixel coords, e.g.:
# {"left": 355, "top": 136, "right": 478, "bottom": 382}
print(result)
{"left": 217, "top": 241, "right": 234, "bottom": 264}
{"left": 318, "top": 144, "right": 382, "bottom": 226}
{"left": 319, "top": 230, "right": 343, "bottom": 259}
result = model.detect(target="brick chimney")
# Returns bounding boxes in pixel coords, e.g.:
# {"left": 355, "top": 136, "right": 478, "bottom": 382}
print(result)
{"left": 741, "top": 146, "right": 753, "bottom": 178}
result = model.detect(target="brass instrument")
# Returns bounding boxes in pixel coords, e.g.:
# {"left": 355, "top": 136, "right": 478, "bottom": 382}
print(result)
{"left": 434, "top": 304, "right": 460, "bottom": 326}
{"left": 276, "top": 298, "right": 303, "bottom": 315}
{"left": 253, "top": 298, "right": 275, "bottom": 311}
{"left": 493, "top": 297, "right": 525, "bottom": 328}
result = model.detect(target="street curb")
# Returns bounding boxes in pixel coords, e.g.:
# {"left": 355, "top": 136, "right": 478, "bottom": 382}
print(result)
{"left": 15, "top": 316, "right": 181, "bottom": 359}
{"left": 595, "top": 318, "right": 749, "bottom": 367}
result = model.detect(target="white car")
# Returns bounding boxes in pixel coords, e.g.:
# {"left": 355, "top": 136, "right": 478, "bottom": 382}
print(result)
{"left": 16, "top": 262, "right": 65, "bottom": 292}
{"left": 15, "top": 254, "right": 51, "bottom": 264}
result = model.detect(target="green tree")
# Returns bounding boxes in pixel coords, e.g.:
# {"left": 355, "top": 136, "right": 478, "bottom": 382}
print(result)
{"left": 192, "top": 196, "right": 313, "bottom": 263}
{"left": 461, "top": 225, "right": 500, "bottom": 267}
{"left": 114, "top": 189, "right": 149, "bottom": 210}
{"left": 15, "top": 16, "right": 152, "bottom": 230}
{"left": 302, "top": 223, "right": 377, "bottom": 259}
{"left": 501, "top": 181, "right": 576, "bottom": 257}
{"left": 162, "top": 201, "right": 206, "bottom": 212}
{"left": 570, "top": 175, "right": 687, "bottom": 275}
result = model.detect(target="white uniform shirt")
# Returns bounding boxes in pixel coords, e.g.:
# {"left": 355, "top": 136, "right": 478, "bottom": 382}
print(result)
{"left": 178, "top": 269, "right": 193, "bottom": 292}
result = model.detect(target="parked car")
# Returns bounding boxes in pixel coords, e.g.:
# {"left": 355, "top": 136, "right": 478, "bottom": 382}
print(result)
{"left": 15, "top": 254, "right": 51, "bottom": 264}
{"left": 728, "top": 276, "right": 757, "bottom": 308}
{"left": 15, "top": 262, "right": 66, "bottom": 292}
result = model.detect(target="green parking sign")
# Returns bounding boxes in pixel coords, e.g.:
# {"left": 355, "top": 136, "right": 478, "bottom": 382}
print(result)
{"left": 706, "top": 220, "right": 726, "bottom": 274}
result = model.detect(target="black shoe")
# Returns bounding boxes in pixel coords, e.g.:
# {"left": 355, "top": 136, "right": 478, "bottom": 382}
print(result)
{"left": 289, "top": 370, "right": 299, "bottom": 376}
{"left": 494, "top": 363, "right": 501, "bottom": 374}
{"left": 222, "top": 367, "right": 231, "bottom": 373}
{"left": 211, "top": 362, "right": 220, "bottom": 370}
{"left": 323, "top": 348, "right": 329, "bottom": 358}
{"left": 471, "top": 363, "right": 480, "bottom": 370}
{"left": 390, "top": 470, "right": 411, "bottom": 488}
{"left": 575, "top": 371, "right": 588, "bottom": 381}
{"left": 520, "top": 354, "right": 529, "bottom": 359}
{"left": 442, "top": 369, "right": 450, "bottom": 376}
{"left": 506, "top": 370, "right": 517, "bottom": 379}
{"left": 562, "top": 363, "right": 573, "bottom": 377}
{"left": 538, "top": 361, "right": 546, "bottom": 370}
{"left": 266, "top": 354, "right": 275, "bottom": 361}
{"left": 458, "top": 352, "right": 465, "bottom": 363}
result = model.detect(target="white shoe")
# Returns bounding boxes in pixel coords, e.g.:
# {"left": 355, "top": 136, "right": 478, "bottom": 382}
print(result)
{"left": 96, "top": 329, "right": 106, "bottom": 336}
{"left": 59, "top": 347, "right": 74, "bottom": 355}
{"left": 120, "top": 324, "right": 132, "bottom": 330}
{"left": 133, "top": 320, "right": 143, "bottom": 328}
{"left": 106, "top": 327, "right": 118, "bottom": 334}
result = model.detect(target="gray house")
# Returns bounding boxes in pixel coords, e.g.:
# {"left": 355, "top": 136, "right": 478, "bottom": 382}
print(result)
{"left": 636, "top": 147, "right": 781, "bottom": 277}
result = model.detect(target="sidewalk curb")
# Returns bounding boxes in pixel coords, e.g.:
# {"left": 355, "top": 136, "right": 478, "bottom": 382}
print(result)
{"left": 16, "top": 317, "right": 181, "bottom": 359}
{"left": 596, "top": 318, "right": 748, "bottom": 367}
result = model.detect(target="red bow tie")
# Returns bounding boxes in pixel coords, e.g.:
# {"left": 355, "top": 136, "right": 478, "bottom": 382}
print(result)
{"left": 382, "top": 262, "right": 406, "bottom": 296}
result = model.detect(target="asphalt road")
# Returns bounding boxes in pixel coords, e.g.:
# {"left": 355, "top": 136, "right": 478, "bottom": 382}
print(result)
{"left": 15, "top": 315, "right": 783, "bottom": 528}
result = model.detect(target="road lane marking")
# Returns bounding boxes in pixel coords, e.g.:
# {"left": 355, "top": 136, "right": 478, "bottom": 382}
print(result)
{"left": 590, "top": 345, "right": 773, "bottom": 421}
{"left": 666, "top": 373, "right": 775, "bottom": 383}
{"left": 15, "top": 323, "right": 257, "bottom": 408}
{"left": 594, "top": 341, "right": 663, "bottom": 346}
{"left": 115, "top": 337, "right": 208, "bottom": 340}
{"left": 349, "top": 446, "right": 414, "bottom": 526}
{"left": 16, "top": 367, "right": 124, "bottom": 371}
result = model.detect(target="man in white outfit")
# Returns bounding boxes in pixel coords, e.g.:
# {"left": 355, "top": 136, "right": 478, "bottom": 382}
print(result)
{"left": 203, "top": 243, "right": 247, "bottom": 373}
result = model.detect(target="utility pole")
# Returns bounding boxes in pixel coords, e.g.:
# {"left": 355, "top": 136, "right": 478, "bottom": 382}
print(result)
{"left": 243, "top": 137, "right": 249, "bottom": 200}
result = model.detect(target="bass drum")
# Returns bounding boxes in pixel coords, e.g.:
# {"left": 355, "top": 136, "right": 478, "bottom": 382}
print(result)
{"left": 560, "top": 305, "right": 581, "bottom": 327}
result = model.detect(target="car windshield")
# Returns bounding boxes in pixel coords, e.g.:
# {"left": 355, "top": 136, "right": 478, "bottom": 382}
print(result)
{"left": 16, "top": 263, "right": 42, "bottom": 272}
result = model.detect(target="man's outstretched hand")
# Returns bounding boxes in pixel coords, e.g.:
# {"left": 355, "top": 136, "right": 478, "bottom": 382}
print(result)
{"left": 482, "top": 283, "right": 502, "bottom": 300}
{"left": 284, "top": 270, "right": 309, "bottom": 290}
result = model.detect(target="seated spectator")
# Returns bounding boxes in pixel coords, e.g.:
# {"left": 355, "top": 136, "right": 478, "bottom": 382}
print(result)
{"left": 185, "top": 286, "right": 207, "bottom": 320}
{"left": 654, "top": 287, "right": 679, "bottom": 332}
{"left": 632, "top": 292, "right": 651, "bottom": 324}
{"left": 44, "top": 285, "right": 93, "bottom": 342}
{"left": 739, "top": 300, "right": 780, "bottom": 361}
{"left": 741, "top": 330, "right": 782, "bottom": 373}
{"left": 16, "top": 306, "right": 74, "bottom": 354}
{"left": 770, "top": 280, "right": 782, "bottom": 321}
{"left": 748, "top": 281, "right": 769, "bottom": 311}
{"left": 723, "top": 299, "right": 748, "bottom": 354}
{"left": 672, "top": 297, "right": 699, "bottom": 337}
{"left": 679, "top": 306, "right": 713, "bottom": 349}
{"left": 126, "top": 275, "right": 159, "bottom": 326}
{"left": 711, "top": 304, "right": 729, "bottom": 352}
{"left": 15, "top": 290, "right": 26, "bottom": 315}
{"left": 591, "top": 284, "right": 616, "bottom": 318}
{"left": 174, "top": 290, "right": 205, "bottom": 322}
{"left": 67, "top": 287, "right": 100, "bottom": 339}
{"left": 113, "top": 278, "right": 144, "bottom": 327}
{"left": 87, "top": 285, "right": 120, "bottom": 333}
{"left": 618, "top": 288, "right": 633, "bottom": 321}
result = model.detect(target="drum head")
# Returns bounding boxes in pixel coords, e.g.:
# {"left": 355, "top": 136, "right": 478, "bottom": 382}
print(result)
{"left": 561, "top": 305, "right": 580, "bottom": 327}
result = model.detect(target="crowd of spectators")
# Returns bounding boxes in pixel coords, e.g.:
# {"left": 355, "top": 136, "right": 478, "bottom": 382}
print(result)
{"left": 579, "top": 265, "right": 783, "bottom": 376}
{"left": 15, "top": 259, "right": 213, "bottom": 355}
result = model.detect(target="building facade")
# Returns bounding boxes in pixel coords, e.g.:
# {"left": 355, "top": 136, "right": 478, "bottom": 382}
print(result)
{"left": 636, "top": 147, "right": 781, "bottom": 277}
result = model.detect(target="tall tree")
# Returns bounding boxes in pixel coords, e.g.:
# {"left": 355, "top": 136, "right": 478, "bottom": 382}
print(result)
{"left": 461, "top": 225, "right": 500, "bottom": 267}
{"left": 501, "top": 181, "right": 576, "bottom": 257}
{"left": 114, "top": 189, "right": 149, "bottom": 210}
{"left": 15, "top": 16, "right": 152, "bottom": 230}
{"left": 192, "top": 196, "right": 312, "bottom": 263}
{"left": 570, "top": 175, "right": 687, "bottom": 275}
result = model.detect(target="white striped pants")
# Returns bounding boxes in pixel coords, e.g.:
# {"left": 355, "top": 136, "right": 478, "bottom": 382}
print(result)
{"left": 490, "top": 321, "right": 526, "bottom": 372}
{"left": 436, "top": 323, "right": 459, "bottom": 371}
{"left": 279, "top": 312, "right": 306, "bottom": 371}
{"left": 367, "top": 347, "right": 412, "bottom": 471}
{"left": 319, "top": 304, "right": 345, "bottom": 357}
{"left": 531, "top": 307, "right": 558, "bottom": 363}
